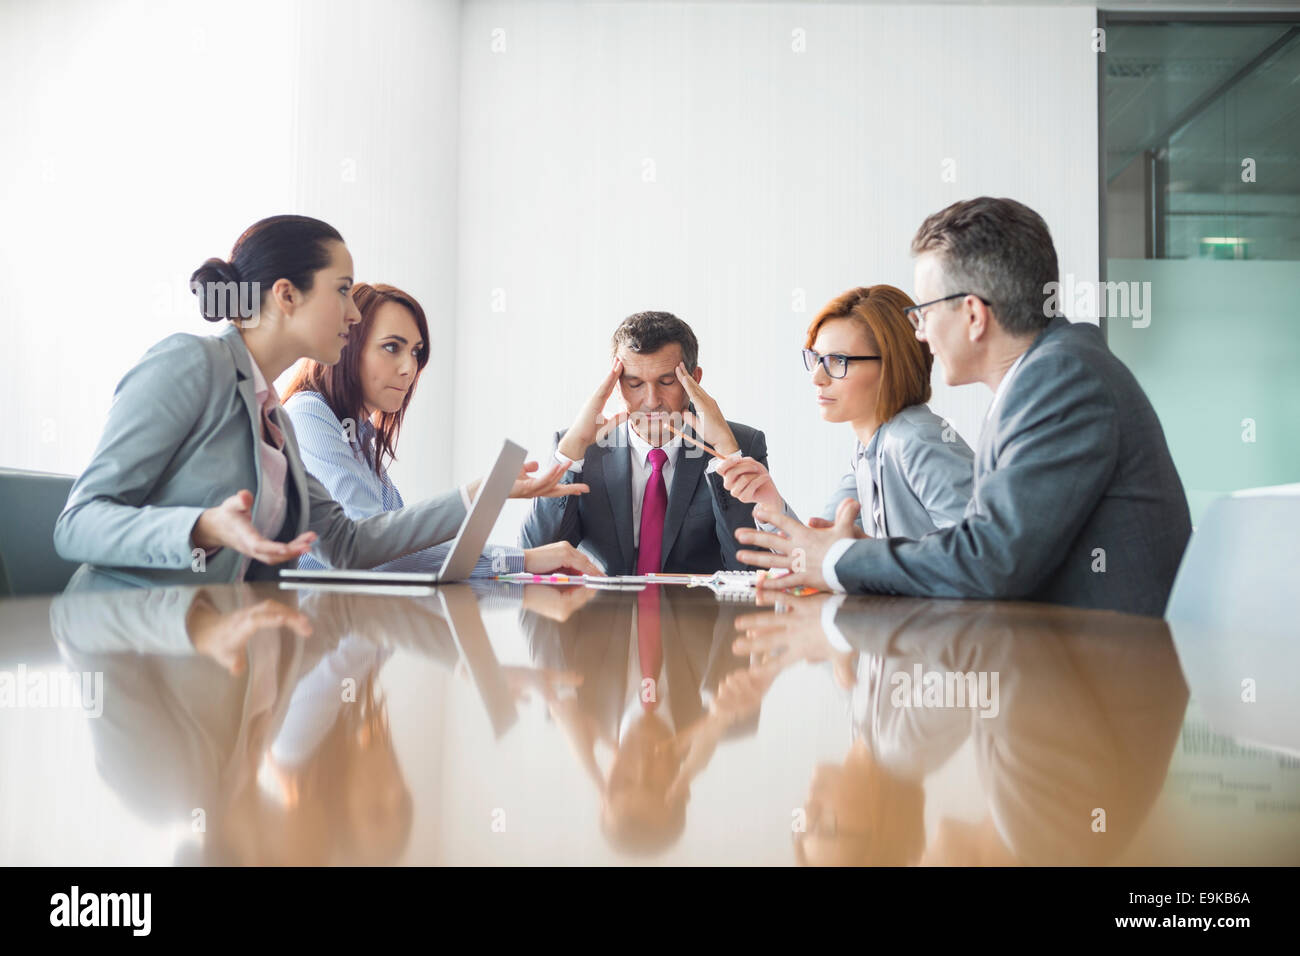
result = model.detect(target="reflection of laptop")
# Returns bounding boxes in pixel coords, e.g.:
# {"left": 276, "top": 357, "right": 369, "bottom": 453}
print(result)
{"left": 439, "top": 585, "right": 518, "bottom": 738}
{"left": 280, "top": 438, "right": 527, "bottom": 588}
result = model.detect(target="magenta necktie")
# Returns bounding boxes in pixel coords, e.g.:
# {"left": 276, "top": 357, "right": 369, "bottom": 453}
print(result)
{"left": 637, "top": 448, "right": 668, "bottom": 574}
{"left": 636, "top": 449, "right": 668, "bottom": 711}
{"left": 637, "top": 584, "right": 663, "bottom": 712}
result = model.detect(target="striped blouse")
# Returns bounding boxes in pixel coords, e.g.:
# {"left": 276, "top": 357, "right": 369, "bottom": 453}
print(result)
{"left": 283, "top": 390, "right": 525, "bottom": 576}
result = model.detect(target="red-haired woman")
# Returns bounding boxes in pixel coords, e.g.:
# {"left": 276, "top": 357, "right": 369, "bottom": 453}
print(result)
{"left": 718, "top": 285, "right": 973, "bottom": 565}
{"left": 283, "top": 283, "right": 601, "bottom": 576}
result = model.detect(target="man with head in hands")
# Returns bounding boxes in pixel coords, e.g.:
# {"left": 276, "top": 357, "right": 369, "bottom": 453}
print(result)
{"left": 736, "top": 197, "right": 1191, "bottom": 618}
{"left": 520, "top": 311, "right": 770, "bottom": 575}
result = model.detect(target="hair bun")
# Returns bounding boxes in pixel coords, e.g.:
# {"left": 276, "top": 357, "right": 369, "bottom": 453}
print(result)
{"left": 188, "top": 216, "right": 343, "bottom": 326}
{"left": 190, "top": 257, "right": 245, "bottom": 322}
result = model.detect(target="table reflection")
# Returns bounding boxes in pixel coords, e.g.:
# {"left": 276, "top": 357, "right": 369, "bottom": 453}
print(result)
{"left": 51, "top": 585, "right": 457, "bottom": 864}
{"left": 518, "top": 584, "right": 756, "bottom": 855}
{"left": 732, "top": 594, "right": 1188, "bottom": 865}
{"left": 0, "top": 580, "right": 1292, "bottom": 865}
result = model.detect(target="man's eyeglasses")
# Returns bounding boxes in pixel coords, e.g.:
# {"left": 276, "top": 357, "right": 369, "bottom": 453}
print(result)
{"left": 903, "top": 292, "right": 991, "bottom": 330}
{"left": 802, "top": 349, "right": 881, "bottom": 379}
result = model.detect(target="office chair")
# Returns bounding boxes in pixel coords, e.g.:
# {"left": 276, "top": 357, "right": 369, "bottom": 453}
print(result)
{"left": 1165, "top": 484, "right": 1300, "bottom": 756}
{"left": 0, "top": 467, "right": 79, "bottom": 596}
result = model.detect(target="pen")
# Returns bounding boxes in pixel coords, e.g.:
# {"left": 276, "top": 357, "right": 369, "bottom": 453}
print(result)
{"left": 663, "top": 423, "right": 725, "bottom": 460}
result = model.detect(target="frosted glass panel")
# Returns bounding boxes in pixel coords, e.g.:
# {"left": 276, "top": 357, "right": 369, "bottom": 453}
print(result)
{"left": 1107, "top": 259, "right": 1300, "bottom": 522}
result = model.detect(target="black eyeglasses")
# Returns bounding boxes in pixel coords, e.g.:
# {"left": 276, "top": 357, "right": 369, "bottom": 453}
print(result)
{"left": 802, "top": 349, "right": 881, "bottom": 379}
{"left": 903, "top": 292, "right": 991, "bottom": 330}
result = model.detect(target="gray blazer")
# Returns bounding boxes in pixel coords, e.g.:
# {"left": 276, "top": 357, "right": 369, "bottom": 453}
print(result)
{"left": 519, "top": 417, "right": 764, "bottom": 575}
{"left": 50, "top": 585, "right": 311, "bottom": 825}
{"left": 819, "top": 403, "right": 974, "bottom": 540}
{"left": 831, "top": 316, "right": 1192, "bottom": 617}
{"left": 54, "top": 323, "right": 469, "bottom": 592}
{"left": 828, "top": 597, "right": 1186, "bottom": 864}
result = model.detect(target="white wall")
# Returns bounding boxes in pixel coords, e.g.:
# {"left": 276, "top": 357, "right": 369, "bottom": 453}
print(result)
{"left": 293, "top": 0, "right": 463, "bottom": 501}
{"left": 0, "top": 0, "right": 1100, "bottom": 864}
{"left": 1, "top": 0, "right": 1099, "bottom": 537}
{"left": 456, "top": 1, "right": 1100, "bottom": 539}
{"left": 0, "top": 0, "right": 462, "bottom": 501}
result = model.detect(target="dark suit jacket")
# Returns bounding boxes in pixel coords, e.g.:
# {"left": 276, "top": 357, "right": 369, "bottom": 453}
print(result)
{"left": 833, "top": 317, "right": 1192, "bottom": 617}
{"left": 519, "top": 416, "right": 766, "bottom": 575}
{"left": 522, "top": 587, "right": 750, "bottom": 739}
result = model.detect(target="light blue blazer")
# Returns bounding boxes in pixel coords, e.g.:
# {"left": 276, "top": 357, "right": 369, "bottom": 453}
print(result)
{"left": 283, "top": 390, "right": 524, "bottom": 576}
{"left": 54, "top": 323, "right": 469, "bottom": 592}
{"left": 820, "top": 403, "right": 974, "bottom": 540}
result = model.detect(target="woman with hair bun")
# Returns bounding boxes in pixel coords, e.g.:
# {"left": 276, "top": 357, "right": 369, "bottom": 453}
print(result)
{"left": 54, "top": 215, "right": 587, "bottom": 591}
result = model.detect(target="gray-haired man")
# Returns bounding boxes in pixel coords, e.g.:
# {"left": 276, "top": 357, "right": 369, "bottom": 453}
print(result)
{"left": 737, "top": 197, "right": 1191, "bottom": 618}
{"left": 521, "top": 311, "right": 769, "bottom": 575}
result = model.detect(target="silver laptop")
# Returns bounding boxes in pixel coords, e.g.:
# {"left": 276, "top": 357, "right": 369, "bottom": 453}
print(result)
{"left": 280, "top": 438, "right": 527, "bottom": 588}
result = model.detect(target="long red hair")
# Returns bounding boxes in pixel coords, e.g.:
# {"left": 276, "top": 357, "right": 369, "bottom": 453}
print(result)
{"left": 282, "top": 282, "right": 430, "bottom": 475}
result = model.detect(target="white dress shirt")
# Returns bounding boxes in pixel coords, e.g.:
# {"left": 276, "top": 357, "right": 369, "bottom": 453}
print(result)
{"left": 986, "top": 350, "right": 1029, "bottom": 421}
{"left": 820, "top": 435, "right": 887, "bottom": 592}
{"left": 627, "top": 422, "right": 680, "bottom": 548}
{"left": 821, "top": 594, "right": 852, "bottom": 648}
{"left": 852, "top": 431, "right": 888, "bottom": 539}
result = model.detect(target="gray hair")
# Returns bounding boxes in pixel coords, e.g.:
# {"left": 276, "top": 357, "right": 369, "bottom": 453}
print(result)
{"left": 610, "top": 311, "right": 699, "bottom": 372}
{"left": 911, "top": 197, "right": 1059, "bottom": 337}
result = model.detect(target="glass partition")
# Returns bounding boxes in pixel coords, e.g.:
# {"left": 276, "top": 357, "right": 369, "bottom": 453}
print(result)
{"left": 1101, "top": 15, "right": 1300, "bottom": 521}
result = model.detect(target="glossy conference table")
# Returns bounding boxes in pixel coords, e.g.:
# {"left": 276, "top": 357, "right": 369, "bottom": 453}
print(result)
{"left": 1, "top": 579, "right": 1296, "bottom": 866}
